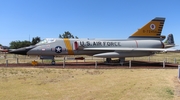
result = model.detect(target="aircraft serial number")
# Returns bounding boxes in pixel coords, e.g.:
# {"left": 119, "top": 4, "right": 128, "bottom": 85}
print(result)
{"left": 143, "top": 30, "right": 158, "bottom": 33}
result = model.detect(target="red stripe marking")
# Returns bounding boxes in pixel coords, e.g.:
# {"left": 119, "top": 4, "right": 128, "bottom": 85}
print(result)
{"left": 161, "top": 41, "right": 165, "bottom": 48}
{"left": 135, "top": 40, "right": 138, "bottom": 48}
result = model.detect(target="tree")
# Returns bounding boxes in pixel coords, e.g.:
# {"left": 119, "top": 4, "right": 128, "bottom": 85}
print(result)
{"left": 9, "top": 36, "right": 41, "bottom": 49}
{"left": 9, "top": 40, "right": 31, "bottom": 49}
{"left": 0, "top": 44, "right": 2, "bottom": 46}
{"left": 31, "top": 36, "right": 41, "bottom": 45}
{"left": 59, "top": 31, "right": 78, "bottom": 39}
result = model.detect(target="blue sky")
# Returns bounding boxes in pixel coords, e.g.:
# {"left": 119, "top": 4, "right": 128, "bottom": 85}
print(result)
{"left": 0, "top": 0, "right": 180, "bottom": 47}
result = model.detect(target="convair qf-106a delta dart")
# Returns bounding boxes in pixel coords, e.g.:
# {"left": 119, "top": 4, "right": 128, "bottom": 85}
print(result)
{"left": 6, "top": 17, "right": 176, "bottom": 64}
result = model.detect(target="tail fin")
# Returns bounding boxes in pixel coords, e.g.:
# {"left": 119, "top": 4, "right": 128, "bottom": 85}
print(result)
{"left": 129, "top": 17, "right": 166, "bottom": 40}
{"left": 164, "top": 34, "right": 175, "bottom": 48}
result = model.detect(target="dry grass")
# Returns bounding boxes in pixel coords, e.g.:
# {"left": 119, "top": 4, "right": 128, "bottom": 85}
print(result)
{"left": 0, "top": 68, "right": 179, "bottom": 100}
{"left": 1, "top": 53, "right": 180, "bottom": 65}
{"left": 126, "top": 52, "right": 180, "bottom": 63}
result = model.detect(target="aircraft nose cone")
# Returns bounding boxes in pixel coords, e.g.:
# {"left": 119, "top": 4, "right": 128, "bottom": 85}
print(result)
{"left": 9, "top": 46, "right": 36, "bottom": 55}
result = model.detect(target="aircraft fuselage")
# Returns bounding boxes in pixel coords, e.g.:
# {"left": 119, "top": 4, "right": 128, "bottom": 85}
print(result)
{"left": 9, "top": 38, "right": 164, "bottom": 58}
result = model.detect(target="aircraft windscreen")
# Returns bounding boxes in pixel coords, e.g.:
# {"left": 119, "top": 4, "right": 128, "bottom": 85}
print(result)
{"left": 36, "top": 38, "right": 56, "bottom": 45}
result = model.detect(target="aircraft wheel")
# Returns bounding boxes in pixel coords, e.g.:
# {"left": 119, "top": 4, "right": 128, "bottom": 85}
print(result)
{"left": 119, "top": 57, "right": 125, "bottom": 66}
{"left": 106, "top": 58, "right": 111, "bottom": 63}
{"left": 51, "top": 61, "right": 56, "bottom": 65}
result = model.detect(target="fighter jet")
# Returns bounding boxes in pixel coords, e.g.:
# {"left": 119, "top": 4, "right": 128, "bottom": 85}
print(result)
{"left": 7, "top": 17, "right": 175, "bottom": 64}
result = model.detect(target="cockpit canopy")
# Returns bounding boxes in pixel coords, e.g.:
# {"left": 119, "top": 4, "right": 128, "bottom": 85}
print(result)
{"left": 36, "top": 38, "right": 56, "bottom": 45}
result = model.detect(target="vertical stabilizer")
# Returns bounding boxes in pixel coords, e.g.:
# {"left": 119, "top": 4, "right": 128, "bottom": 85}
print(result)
{"left": 164, "top": 34, "right": 175, "bottom": 48}
{"left": 129, "top": 17, "right": 166, "bottom": 40}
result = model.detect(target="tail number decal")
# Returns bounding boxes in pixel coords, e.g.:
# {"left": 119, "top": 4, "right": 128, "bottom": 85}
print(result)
{"left": 143, "top": 30, "right": 158, "bottom": 33}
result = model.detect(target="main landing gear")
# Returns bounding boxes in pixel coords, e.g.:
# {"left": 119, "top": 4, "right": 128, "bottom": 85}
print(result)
{"left": 106, "top": 57, "right": 125, "bottom": 65}
{"left": 106, "top": 58, "right": 112, "bottom": 63}
{"left": 119, "top": 57, "right": 125, "bottom": 66}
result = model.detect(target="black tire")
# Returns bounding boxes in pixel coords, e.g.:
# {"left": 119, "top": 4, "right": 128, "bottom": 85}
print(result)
{"left": 51, "top": 61, "right": 55, "bottom": 65}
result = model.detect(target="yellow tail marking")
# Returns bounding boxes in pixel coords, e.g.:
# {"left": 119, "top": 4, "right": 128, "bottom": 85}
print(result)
{"left": 63, "top": 38, "right": 74, "bottom": 55}
{"left": 131, "top": 20, "right": 163, "bottom": 36}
